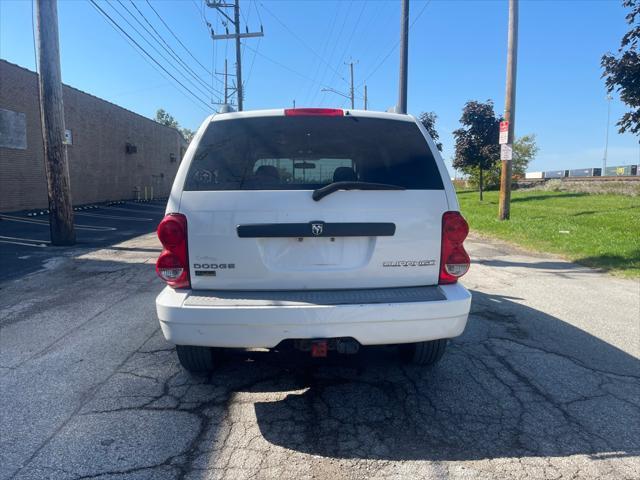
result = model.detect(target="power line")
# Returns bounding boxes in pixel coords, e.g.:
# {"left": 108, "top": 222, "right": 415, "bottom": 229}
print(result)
{"left": 89, "top": 0, "right": 213, "bottom": 112}
{"left": 359, "top": 0, "right": 432, "bottom": 87}
{"left": 106, "top": 0, "right": 215, "bottom": 101}
{"left": 241, "top": 42, "right": 332, "bottom": 90}
{"left": 310, "top": 0, "right": 353, "bottom": 105}
{"left": 319, "top": 1, "right": 367, "bottom": 107}
{"left": 126, "top": 0, "right": 223, "bottom": 97}
{"left": 259, "top": 1, "right": 349, "bottom": 87}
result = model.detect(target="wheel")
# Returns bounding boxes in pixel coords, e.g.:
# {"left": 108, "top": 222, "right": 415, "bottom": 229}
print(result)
{"left": 400, "top": 339, "right": 448, "bottom": 366}
{"left": 175, "top": 345, "right": 215, "bottom": 373}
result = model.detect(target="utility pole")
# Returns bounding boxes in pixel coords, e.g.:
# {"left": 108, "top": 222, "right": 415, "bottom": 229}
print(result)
{"left": 348, "top": 61, "right": 355, "bottom": 109}
{"left": 224, "top": 58, "right": 228, "bottom": 104}
{"left": 603, "top": 94, "right": 612, "bottom": 175}
{"left": 498, "top": 0, "right": 518, "bottom": 221}
{"left": 364, "top": 84, "right": 368, "bottom": 110}
{"left": 208, "top": 0, "right": 263, "bottom": 111}
{"left": 35, "top": 0, "right": 75, "bottom": 245}
{"left": 215, "top": 58, "right": 236, "bottom": 106}
{"left": 232, "top": 0, "right": 243, "bottom": 110}
{"left": 397, "top": 0, "right": 409, "bottom": 114}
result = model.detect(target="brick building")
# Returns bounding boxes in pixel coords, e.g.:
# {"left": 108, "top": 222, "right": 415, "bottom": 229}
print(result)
{"left": 0, "top": 60, "right": 186, "bottom": 212}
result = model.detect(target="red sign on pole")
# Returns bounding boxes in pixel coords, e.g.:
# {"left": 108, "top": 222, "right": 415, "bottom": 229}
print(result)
{"left": 499, "top": 121, "right": 509, "bottom": 144}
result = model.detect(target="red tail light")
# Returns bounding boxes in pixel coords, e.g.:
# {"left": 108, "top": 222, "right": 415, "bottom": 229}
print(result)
{"left": 284, "top": 108, "right": 344, "bottom": 117}
{"left": 156, "top": 213, "right": 190, "bottom": 288}
{"left": 439, "top": 211, "right": 470, "bottom": 285}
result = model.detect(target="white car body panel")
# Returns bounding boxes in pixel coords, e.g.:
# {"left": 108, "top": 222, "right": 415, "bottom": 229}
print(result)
{"left": 158, "top": 108, "right": 471, "bottom": 348}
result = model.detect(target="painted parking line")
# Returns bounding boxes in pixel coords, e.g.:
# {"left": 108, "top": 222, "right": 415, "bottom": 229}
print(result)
{"left": 0, "top": 238, "right": 47, "bottom": 248}
{"left": 0, "top": 235, "right": 50, "bottom": 244}
{"left": 101, "top": 206, "right": 164, "bottom": 214}
{"left": 75, "top": 212, "right": 153, "bottom": 221}
{"left": 0, "top": 215, "right": 116, "bottom": 231}
{"left": 123, "top": 202, "right": 166, "bottom": 210}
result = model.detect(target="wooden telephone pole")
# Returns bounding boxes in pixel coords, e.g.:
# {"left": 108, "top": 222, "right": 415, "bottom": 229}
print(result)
{"left": 36, "top": 0, "right": 75, "bottom": 245}
{"left": 207, "top": 0, "right": 263, "bottom": 111}
{"left": 498, "top": 0, "right": 519, "bottom": 220}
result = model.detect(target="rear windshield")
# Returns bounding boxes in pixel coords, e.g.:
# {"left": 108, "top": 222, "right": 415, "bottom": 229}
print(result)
{"left": 184, "top": 116, "right": 444, "bottom": 191}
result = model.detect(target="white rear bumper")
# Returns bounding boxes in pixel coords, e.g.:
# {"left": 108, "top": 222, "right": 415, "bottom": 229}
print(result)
{"left": 156, "top": 284, "right": 471, "bottom": 348}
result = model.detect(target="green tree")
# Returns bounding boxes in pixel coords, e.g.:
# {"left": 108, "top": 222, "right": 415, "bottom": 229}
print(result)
{"left": 512, "top": 134, "right": 539, "bottom": 177}
{"left": 601, "top": 0, "right": 640, "bottom": 134}
{"left": 180, "top": 128, "right": 195, "bottom": 144}
{"left": 452, "top": 100, "right": 501, "bottom": 200}
{"left": 483, "top": 134, "right": 539, "bottom": 187}
{"left": 418, "top": 111, "right": 443, "bottom": 151}
{"left": 155, "top": 108, "right": 179, "bottom": 129}
{"left": 155, "top": 109, "right": 195, "bottom": 144}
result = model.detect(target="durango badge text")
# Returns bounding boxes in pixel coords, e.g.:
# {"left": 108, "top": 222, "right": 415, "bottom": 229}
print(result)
{"left": 383, "top": 260, "right": 436, "bottom": 267}
{"left": 155, "top": 107, "right": 472, "bottom": 373}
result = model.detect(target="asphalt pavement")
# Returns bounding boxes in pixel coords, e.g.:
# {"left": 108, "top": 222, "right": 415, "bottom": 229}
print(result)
{"left": 0, "top": 223, "right": 638, "bottom": 479}
{"left": 0, "top": 200, "right": 168, "bottom": 281}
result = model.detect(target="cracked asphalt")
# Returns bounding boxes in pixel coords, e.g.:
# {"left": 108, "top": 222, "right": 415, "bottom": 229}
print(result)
{"left": 1, "top": 232, "right": 638, "bottom": 479}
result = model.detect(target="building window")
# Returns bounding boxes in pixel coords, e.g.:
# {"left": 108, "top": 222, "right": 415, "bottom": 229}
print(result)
{"left": 170, "top": 153, "right": 177, "bottom": 163}
{"left": 125, "top": 143, "right": 137, "bottom": 154}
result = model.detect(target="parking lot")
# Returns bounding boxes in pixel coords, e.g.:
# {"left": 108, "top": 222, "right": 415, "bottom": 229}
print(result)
{"left": 0, "top": 200, "right": 168, "bottom": 281}
{"left": 1, "top": 206, "right": 639, "bottom": 480}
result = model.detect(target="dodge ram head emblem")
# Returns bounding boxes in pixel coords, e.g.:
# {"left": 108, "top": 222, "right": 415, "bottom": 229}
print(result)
{"left": 311, "top": 223, "right": 324, "bottom": 236}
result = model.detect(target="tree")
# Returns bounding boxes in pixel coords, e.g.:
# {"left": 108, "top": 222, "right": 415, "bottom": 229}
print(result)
{"left": 180, "top": 128, "right": 195, "bottom": 144}
{"left": 483, "top": 134, "right": 539, "bottom": 187}
{"left": 155, "top": 109, "right": 195, "bottom": 144}
{"left": 452, "top": 100, "right": 501, "bottom": 200}
{"left": 155, "top": 108, "right": 179, "bottom": 129}
{"left": 601, "top": 0, "right": 640, "bottom": 134}
{"left": 418, "top": 111, "right": 443, "bottom": 151}
{"left": 512, "top": 134, "right": 539, "bottom": 177}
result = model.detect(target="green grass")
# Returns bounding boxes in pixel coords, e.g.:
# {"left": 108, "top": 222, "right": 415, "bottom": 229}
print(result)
{"left": 457, "top": 190, "right": 640, "bottom": 277}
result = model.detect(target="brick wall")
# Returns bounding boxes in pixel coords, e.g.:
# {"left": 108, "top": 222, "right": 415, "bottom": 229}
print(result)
{"left": 0, "top": 60, "right": 185, "bottom": 212}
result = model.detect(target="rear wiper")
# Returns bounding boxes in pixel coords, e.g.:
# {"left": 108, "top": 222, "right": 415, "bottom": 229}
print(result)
{"left": 312, "top": 181, "right": 406, "bottom": 201}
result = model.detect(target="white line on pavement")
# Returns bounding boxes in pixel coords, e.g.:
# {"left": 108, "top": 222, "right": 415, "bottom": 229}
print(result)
{"left": 0, "top": 235, "right": 50, "bottom": 243}
{"left": 0, "top": 239, "right": 47, "bottom": 248}
{"left": 0, "top": 215, "right": 117, "bottom": 231}
{"left": 75, "top": 212, "right": 152, "bottom": 221}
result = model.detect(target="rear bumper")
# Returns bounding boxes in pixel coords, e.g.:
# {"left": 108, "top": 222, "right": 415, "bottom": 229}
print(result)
{"left": 156, "top": 284, "right": 471, "bottom": 348}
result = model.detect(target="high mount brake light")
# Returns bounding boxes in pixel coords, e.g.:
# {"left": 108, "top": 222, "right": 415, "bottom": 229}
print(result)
{"left": 156, "top": 213, "right": 190, "bottom": 289}
{"left": 284, "top": 108, "right": 344, "bottom": 117}
{"left": 439, "top": 211, "right": 470, "bottom": 285}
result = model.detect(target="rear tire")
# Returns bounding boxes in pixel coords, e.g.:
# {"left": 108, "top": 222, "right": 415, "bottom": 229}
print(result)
{"left": 400, "top": 339, "right": 448, "bottom": 366}
{"left": 176, "top": 345, "right": 215, "bottom": 373}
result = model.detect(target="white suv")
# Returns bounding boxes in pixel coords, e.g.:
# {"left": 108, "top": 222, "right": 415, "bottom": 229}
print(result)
{"left": 155, "top": 108, "right": 471, "bottom": 372}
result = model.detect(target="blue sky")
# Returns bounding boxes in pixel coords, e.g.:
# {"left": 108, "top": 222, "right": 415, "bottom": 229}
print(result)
{"left": 1, "top": 0, "right": 638, "bottom": 173}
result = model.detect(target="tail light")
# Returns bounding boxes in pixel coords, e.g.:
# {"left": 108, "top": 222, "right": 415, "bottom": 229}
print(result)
{"left": 156, "top": 213, "right": 190, "bottom": 288}
{"left": 439, "top": 211, "right": 470, "bottom": 285}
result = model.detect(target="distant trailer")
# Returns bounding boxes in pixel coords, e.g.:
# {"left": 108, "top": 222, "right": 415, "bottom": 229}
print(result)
{"left": 544, "top": 170, "right": 566, "bottom": 179}
{"left": 568, "top": 168, "right": 601, "bottom": 177}
{"left": 525, "top": 171, "right": 544, "bottom": 179}
{"left": 604, "top": 165, "right": 638, "bottom": 176}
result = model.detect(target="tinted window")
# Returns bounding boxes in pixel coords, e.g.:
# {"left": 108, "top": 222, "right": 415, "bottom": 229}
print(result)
{"left": 184, "top": 116, "right": 444, "bottom": 191}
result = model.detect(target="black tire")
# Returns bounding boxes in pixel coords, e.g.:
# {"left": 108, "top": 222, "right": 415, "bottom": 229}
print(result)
{"left": 400, "top": 339, "right": 448, "bottom": 366}
{"left": 175, "top": 345, "right": 215, "bottom": 373}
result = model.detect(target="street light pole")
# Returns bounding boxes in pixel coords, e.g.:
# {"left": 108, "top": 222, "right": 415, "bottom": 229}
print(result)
{"left": 349, "top": 61, "right": 355, "bottom": 109}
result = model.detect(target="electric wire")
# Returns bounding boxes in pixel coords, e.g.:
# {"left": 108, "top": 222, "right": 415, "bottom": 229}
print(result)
{"left": 125, "top": 0, "right": 223, "bottom": 97}
{"left": 89, "top": 0, "right": 213, "bottom": 112}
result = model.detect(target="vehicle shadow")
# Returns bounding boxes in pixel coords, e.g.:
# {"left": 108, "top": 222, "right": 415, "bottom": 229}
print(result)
{"left": 219, "top": 290, "right": 640, "bottom": 462}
